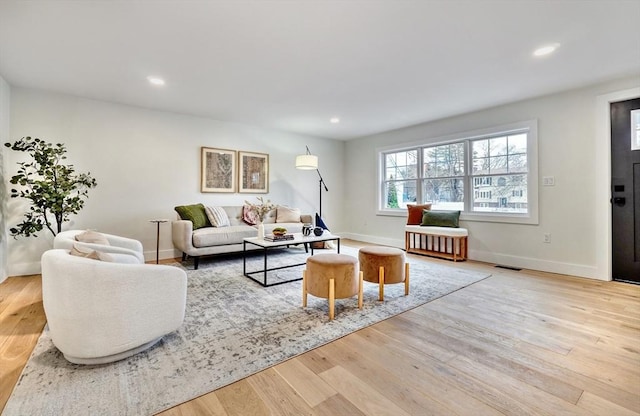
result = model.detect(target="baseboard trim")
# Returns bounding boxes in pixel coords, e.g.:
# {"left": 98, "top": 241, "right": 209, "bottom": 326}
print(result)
{"left": 8, "top": 261, "right": 41, "bottom": 277}
{"left": 341, "top": 232, "right": 604, "bottom": 281}
{"left": 342, "top": 232, "right": 404, "bottom": 250}
{"left": 143, "top": 249, "right": 181, "bottom": 263}
{"left": 468, "top": 249, "right": 603, "bottom": 281}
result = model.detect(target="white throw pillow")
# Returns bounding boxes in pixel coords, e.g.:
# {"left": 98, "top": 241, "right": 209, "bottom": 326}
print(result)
{"left": 69, "top": 243, "right": 114, "bottom": 262}
{"left": 75, "top": 230, "right": 110, "bottom": 245}
{"left": 276, "top": 206, "right": 301, "bottom": 223}
{"left": 205, "top": 206, "right": 230, "bottom": 227}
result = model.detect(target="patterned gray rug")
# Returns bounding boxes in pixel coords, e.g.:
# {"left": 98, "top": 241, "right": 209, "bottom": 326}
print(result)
{"left": 3, "top": 246, "right": 490, "bottom": 416}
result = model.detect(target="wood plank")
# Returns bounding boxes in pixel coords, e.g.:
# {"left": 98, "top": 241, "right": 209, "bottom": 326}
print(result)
{"left": 424, "top": 301, "right": 574, "bottom": 355}
{"left": 577, "top": 391, "right": 640, "bottom": 416}
{"left": 246, "top": 368, "right": 314, "bottom": 415}
{"left": 0, "top": 276, "right": 46, "bottom": 413}
{"left": 294, "top": 349, "right": 336, "bottom": 375}
{"left": 273, "top": 358, "right": 337, "bottom": 407}
{"left": 335, "top": 329, "right": 505, "bottom": 416}
{"left": 215, "top": 379, "right": 270, "bottom": 416}
{"left": 157, "top": 391, "right": 229, "bottom": 416}
{"left": 448, "top": 355, "right": 598, "bottom": 416}
{"left": 314, "top": 336, "right": 465, "bottom": 415}
{"left": 318, "top": 365, "right": 411, "bottom": 416}
{"left": 310, "top": 393, "right": 367, "bottom": 416}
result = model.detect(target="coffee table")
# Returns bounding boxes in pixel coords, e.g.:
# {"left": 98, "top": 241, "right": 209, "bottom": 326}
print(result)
{"left": 243, "top": 232, "right": 341, "bottom": 287}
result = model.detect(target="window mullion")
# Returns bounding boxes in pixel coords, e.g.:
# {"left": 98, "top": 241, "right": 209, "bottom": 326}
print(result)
{"left": 464, "top": 140, "right": 471, "bottom": 213}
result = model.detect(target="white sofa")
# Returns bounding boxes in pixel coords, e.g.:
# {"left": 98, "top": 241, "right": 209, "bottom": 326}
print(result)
{"left": 54, "top": 229, "right": 145, "bottom": 263}
{"left": 172, "top": 205, "right": 312, "bottom": 269}
{"left": 41, "top": 249, "right": 187, "bottom": 364}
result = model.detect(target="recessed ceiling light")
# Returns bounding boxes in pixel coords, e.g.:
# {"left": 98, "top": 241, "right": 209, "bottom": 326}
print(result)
{"left": 330, "top": 117, "right": 340, "bottom": 124}
{"left": 147, "top": 76, "right": 165, "bottom": 86}
{"left": 533, "top": 43, "right": 560, "bottom": 57}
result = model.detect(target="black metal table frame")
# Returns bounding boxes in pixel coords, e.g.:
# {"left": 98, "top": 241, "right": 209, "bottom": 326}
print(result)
{"left": 243, "top": 236, "right": 341, "bottom": 287}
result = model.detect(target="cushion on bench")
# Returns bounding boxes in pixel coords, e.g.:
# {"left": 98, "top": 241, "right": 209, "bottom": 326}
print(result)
{"left": 405, "top": 225, "right": 468, "bottom": 237}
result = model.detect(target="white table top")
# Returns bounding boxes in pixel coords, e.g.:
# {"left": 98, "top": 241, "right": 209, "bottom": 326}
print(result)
{"left": 244, "top": 232, "right": 340, "bottom": 248}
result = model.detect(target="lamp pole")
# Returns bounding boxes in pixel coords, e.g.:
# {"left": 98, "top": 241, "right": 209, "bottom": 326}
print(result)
{"left": 316, "top": 168, "right": 328, "bottom": 218}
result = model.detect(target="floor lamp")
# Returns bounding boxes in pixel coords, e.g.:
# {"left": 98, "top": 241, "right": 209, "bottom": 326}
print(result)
{"left": 295, "top": 146, "right": 328, "bottom": 218}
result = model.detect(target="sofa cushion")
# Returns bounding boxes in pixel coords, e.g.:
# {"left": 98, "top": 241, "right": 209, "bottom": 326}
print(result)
{"left": 192, "top": 225, "right": 258, "bottom": 247}
{"left": 175, "top": 203, "right": 211, "bottom": 229}
{"left": 205, "top": 206, "right": 230, "bottom": 227}
{"left": 276, "top": 206, "right": 301, "bottom": 223}
{"left": 421, "top": 210, "right": 460, "bottom": 228}
{"left": 70, "top": 244, "right": 114, "bottom": 262}
{"left": 75, "top": 230, "right": 110, "bottom": 245}
{"left": 406, "top": 204, "right": 432, "bottom": 225}
{"left": 242, "top": 205, "right": 259, "bottom": 225}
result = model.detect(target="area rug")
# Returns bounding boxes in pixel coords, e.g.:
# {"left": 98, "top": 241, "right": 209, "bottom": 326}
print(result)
{"left": 3, "top": 246, "right": 490, "bottom": 416}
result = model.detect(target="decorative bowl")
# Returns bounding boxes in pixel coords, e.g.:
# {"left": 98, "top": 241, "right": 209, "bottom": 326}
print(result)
{"left": 272, "top": 227, "right": 287, "bottom": 236}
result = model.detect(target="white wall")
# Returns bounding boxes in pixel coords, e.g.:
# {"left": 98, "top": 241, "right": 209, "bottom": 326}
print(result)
{"left": 343, "top": 75, "right": 640, "bottom": 280}
{"left": 6, "top": 88, "right": 344, "bottom": 276}
{"left": 0, "top": 75, "right": 9, "bottom": 282}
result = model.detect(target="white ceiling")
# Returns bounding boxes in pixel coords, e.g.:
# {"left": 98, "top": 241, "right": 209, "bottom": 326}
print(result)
{"left": 1, "top": 1, "right": 639, "bottom": 140}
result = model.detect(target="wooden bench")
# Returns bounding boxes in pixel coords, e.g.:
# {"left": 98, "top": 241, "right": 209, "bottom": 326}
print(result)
{"left": 405, "top": 225, "right": 468, "bottom": 261}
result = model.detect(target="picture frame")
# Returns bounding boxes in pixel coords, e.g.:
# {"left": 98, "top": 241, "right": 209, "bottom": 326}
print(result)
{"left": 238, "top": 151, "right": 269, "bottom": 193}
{"left": 200, "top": 147, "right": 236, "bottom": 193}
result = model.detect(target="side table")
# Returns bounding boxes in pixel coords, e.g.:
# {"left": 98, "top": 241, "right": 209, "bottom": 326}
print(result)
{"left": 149, "top": 219, "right": 169, "bottom": 264}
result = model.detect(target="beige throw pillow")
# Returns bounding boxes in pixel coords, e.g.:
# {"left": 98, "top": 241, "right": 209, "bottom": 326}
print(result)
{"left": 69, "top": 244, "right": 114, "bottom": 262}
{"left": 75, "top": 230, "right": 110, "bottom": 245}
{"left": 205, "top": 206, "right": 230, "bottom": 227}
{"left": 276, "top": 206, "right": 301, "bottom": 223}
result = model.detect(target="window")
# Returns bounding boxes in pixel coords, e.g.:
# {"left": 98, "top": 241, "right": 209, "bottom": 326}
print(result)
{"left": 378, "top": 120, "right": 538, "bottom": 224}
{"left": 382, "top": 150, "right": 417, "bottom": 208}
{"left": 422, "top": 143, "right": 464, "bottom": 210}
{"left": 470, "top": 133, "right": 528, "bottom": 213}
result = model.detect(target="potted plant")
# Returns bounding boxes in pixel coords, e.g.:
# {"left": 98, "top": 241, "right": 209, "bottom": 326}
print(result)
{"left": 4, "top": 136, "right": 97, "bottom": 238}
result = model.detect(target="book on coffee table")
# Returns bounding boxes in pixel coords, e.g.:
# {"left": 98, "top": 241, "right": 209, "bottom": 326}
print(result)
{"left": 264, "top": 234, "right": 295, "bottom": 241}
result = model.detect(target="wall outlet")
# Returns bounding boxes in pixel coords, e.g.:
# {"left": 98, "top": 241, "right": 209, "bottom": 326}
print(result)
{"left": 543, "top": 233, "right": 551, "bottom": 243}
{"left": 543, "top": 176, "right": 555, "bottom": 186}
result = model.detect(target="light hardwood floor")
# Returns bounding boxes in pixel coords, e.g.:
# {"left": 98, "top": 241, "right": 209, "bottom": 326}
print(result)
{"left": 1, "top": 241, "right": 639, "bottom": 415}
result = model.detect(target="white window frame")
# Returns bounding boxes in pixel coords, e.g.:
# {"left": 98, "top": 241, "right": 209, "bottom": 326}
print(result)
{"left": 377, "top": 120, "right": 539, "bottom": 225}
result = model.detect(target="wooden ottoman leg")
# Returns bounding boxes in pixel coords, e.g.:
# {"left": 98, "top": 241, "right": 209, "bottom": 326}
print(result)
{"left": 405, "top": 263, "right": 410, "bottom": 296}
{"left": 302, "top": 270, "right": 307, "bottom": 307}
{"left": 378, "top": 266, "right": 385, "bottom": 301}
{"left": 329, "top": 278, "right": 335, "bottom": 321}
{"left": 358, "top": 271, "right": 363, "bottom": 309}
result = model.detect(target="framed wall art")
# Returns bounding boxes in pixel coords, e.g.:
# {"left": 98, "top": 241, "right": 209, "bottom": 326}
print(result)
{"left": 201, "top": 147, "right": 236, "bottom": 193}
{"left": 238, "top": 151, "right": 269, "bottom": 193}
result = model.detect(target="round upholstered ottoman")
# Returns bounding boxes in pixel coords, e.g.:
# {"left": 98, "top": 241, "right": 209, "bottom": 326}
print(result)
{"left": 358, "top": 246, "right": 409, "bottom": 301}
{"left": 303, "top": 253, "right": 363, "bottom": 320}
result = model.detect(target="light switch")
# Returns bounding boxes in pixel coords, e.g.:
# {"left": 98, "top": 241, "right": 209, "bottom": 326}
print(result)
{"left": 543, "top": 176, "right": 555, "bottom": 186}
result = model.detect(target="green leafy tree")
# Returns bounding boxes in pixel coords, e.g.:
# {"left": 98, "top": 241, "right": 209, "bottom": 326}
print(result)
{"left": 4, "top": 137, "right": 97, "bottom": 237}
{"left": 387, "top": 175, "right": 400, "bottom": 208}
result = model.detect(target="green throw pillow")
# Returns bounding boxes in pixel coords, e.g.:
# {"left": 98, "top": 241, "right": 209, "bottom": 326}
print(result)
{"left": 421, "top": 210, "right": 460, "bottom": 228}
{"left": 175, "top": 203, "right": 211, "bottom": 229}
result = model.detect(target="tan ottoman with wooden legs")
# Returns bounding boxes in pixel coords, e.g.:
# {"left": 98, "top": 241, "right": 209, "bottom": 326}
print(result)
{"left": 303, "top": 253, "right": 363, "bottom": 321}
{"left": 358, "top": 246, "right": 409, "bottom": 301}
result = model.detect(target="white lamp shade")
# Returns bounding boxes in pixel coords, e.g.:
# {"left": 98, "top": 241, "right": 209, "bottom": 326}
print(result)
{"left": 295, "top": 154, "right": 318, "bottom": 170}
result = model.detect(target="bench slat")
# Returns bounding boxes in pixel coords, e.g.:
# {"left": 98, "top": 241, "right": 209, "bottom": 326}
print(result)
{"left": 405, "top": 227, "right": 468, "bottom": 262}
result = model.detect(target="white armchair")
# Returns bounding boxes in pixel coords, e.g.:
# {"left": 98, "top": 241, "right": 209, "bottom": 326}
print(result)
{"left": 41, "top": 249, "right": 187, "bottom": 364}
{"left": 54, "top": 229, "right": 145, "bottom": 263}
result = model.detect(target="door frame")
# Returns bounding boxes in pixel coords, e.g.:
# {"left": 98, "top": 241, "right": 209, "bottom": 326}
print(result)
{"left": 596, "top": 87, "right": 640, "bottom": 281}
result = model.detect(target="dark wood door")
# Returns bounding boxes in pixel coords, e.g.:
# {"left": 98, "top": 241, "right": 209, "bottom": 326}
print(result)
{"left": 611, "top": 98, "right": 640, "bottom": 283}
